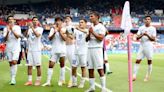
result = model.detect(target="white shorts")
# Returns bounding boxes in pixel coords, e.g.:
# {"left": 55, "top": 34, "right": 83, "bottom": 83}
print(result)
{"left": 137, "top": 45, "right": 154, "bottom": 60}
{"left": 27, "top": 51, "right": 41, "bottom": 66}
{"left": 7, "top": 51, "right": 20, "bottom": 61}
{"left": 50, "top": 53, "right": 66, "bottom": 63}
{"left": 87, "top": 48, "right": 104, "bottom": 69}
{"left": 72, "top": 54, "right": 87, "bottom": 67}
{"left": 66, "top": 45, "right": 76, "bottom": 65}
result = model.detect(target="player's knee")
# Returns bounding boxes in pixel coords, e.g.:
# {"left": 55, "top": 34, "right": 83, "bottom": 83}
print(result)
{"left": 49, "top": 62, "right": 54, "bottom": 68}
{"left": 11, "top": 61, "right": 17, "bottom": 65}
{"left": 136, "top": 59, "right": 141, "bottom": 64}
{"left": 104, "top": 60, "right": 108, "bottom": 63}
{"left": 60, "top": 62, "right": 65, "bottom": 67}
{"left": 148, "top": 60, "right": 152, "bottom": 65}
{"left": 98, "top": 69, "right": 105, "bottom": 77}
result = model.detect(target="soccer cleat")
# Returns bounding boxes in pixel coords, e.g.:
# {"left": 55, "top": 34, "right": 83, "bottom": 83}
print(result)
{"left": 9, "top": 80, "right": 16, "bottom": 85}
{"left": 85, "top": 87, "right": 95, "bottom": 92}
{"left": 132, "top": 75, "right": 136, "bottom": 81}
{"left": 24, "top": 81, "right": 32, "bottom": 86}
{"left": 67, "top": 80, "right": 72, "bottom": 87}
{"left": 106, "top": 71, "right": 113, "bottom": 75}
{"left": 58, "top": 80, "right": 65, "bottom": 86}
{"left": 144, "top": 76, "right": 150, "bottom": 82}
{"left": 34, "top": 80, "right": 41, "bottom": 86}
{"left": 68, "top": 83, "right": 77, "bottom": 88}
{"left": 42, "top": 82, "right": 51, "bottom": 86}
{"left": 78, "top": 82, "right": 84, "bottom": 88}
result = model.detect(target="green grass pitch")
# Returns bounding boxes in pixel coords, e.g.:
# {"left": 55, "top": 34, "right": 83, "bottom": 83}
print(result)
{"left": 0, "top": 53, "right": 164, "bottom": 92}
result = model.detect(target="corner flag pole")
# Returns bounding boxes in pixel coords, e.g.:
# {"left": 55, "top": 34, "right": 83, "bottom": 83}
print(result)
{"left": 120, "top": 1, "right": 133, "bottom": 92}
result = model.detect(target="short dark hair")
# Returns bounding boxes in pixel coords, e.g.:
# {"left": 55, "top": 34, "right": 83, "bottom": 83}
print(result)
{"left": 80, "top": 19, "right": 87, "bottom": 23}
{"left": 65, "top": 15, "right": 72, "bottom": 20}
{"left": 144, "top": 15, "right": 152, "bottom": 20}
{"left": 55, "top": 17, "right": 63, "bottom": 22}
{"left": 7, "top": 15, "right": 14, "bottom": 21}
{"left": 90, "top": 11, "right": 100, "bottom": 19}
{"left": 32, "top": 17, "right": 38, "bottom": 20}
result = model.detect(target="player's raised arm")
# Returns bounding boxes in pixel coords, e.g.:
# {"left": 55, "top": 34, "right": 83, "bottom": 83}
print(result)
{"left": 11, "top": 25, "right": 21, "bottom": 39}
{"left": 3, "top": 26, "right": 10, "bottom": 41}
{"left": 136, "top": 34, "right": 144, "bottom": 40}
{"left": 143, "top": 30, "right": 156, "bottom": 41}
{"left": 59, "top": 28, "right": 67, "bottom": 41}
{"left": 136, "top": 27, "right": 144, "bottom": 40}
{"left": 89, "top": 27, "right": 105, "bottom": 41}
{"left": 48, "top": 27, "right": 56, "bottom": 40}
{"left": 66, "top": 30, "right": 74, "bottom": 39}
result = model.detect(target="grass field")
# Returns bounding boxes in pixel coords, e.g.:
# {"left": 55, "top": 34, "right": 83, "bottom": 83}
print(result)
{"left": 0, "top": 53, "right": 164, "bottom": 92}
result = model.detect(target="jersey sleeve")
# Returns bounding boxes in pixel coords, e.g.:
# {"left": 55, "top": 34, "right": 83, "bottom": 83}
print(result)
{"left": 98, "top": 25, "right": 106, "bottom": 35}
{"left": 3, "top": 27, "right": 7, "bottom": 37}
{"left": 17, "top": 26, "right": 22, "bottom": 36}
{"left": 38, "top": 27, "right": 43, "bottom": 35}
{"left": 152, "top": 27, "right": 157, "bottom": 37}
{"left": 49, "top": 28, "right": 55, "bottom": 37}
{"left": 137, "top": 27, "right": 142, "bottom": 35}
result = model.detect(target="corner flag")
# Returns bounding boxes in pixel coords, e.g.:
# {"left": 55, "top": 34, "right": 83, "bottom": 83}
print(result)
{"left": 121, "top": 1, "right": 133, "bottom": 92}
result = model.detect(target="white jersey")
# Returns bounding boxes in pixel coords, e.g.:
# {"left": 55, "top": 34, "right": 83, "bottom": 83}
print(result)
{"left": 49, "top": 27, "right": 66, "bottom": 54}
{"left": 3, "top": 25, "right": 21, "bottom": 52}
{"left": 66, "top": 25, "right": 75, "bottom": 34}
{"left": 137, "top": 25, "right": 156, "bottom": 47}
{"left": 27, "top": 27, "right": 43, "bottom": 51}
{"left": 74, "top": 28, "right": 88, "bottom": 54}
{"left": 88, "top": 23, "right": 106, "bottom": 48}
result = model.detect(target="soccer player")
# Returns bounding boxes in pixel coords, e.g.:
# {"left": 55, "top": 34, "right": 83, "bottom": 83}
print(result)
{"left": 17, "top": 36, "right": 28, "bottom": 65}
{"left": 103, "top": 37, "right": 112, "bottom": 75}
{"left": 68, "top": 19, "right": 88, "bottom": 88}
{"left": 42, "top": 17, "right": 67, "bottom": 86}
{"left": 132, "top": 15, "right": 156, "bottom": 82}
{"left": 64, "top": 16, "right": 76, "bottom": 87}
{"left": 85, "top": 12, "right": 111, "bottom": 92}
{"left": 24, "top": 17, "right": 43, "bottom": 86}
{"left": 99, "top": 22, "right": 112, "bottom": 75}
{"left": 3, "top": 16, "right": 21, "bottom": 85}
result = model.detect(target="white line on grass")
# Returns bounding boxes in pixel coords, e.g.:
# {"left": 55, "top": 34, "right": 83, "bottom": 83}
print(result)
{"left": 43, "top": 55, "right": 112, "bottom": 92}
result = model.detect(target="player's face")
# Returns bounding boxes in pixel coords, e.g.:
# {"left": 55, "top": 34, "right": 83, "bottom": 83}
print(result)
{"left": 90, "top": 14, "right": 97, "bottom": 23}
{"left": 32, "top": 18, "right": 39, "bottom": 26}
{"left": 79, "top": 20, "right": 86, "bottom": 28}
{"left": 144, "top": 17, "right": 151, "bottom": 25}
{"left": 65, "top": 17, "right": 72, "bottom": 25}
{"left": 56, "top": 20, "right": 63, "bottom": 27}
{"left": 8, "top": 17, "right": 15, "bottom": 24}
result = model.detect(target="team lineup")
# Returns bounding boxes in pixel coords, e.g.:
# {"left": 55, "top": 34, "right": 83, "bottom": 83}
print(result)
{"left": 3, "top": 11, "right": 156, "bottom": 92}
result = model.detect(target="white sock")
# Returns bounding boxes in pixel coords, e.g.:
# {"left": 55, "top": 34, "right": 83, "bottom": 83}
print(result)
{"left": 105, "top": 63, "right": 110, "bottom": 72}
{"left": 10, "top": 66, "right": 13, "bottom": 79}
{"left": 60, "top": 67, "right": 65, "bottom": 81}
{"left": 28, "top": 75, "right": 32, "bottom": 81}
{"left": 146, "top": 64, "right": 152, "bottom": 77}
{"left": 72, "top": 75, "right": 77, "bottom": 84}
{"left": 11, "top": 65, "right": 17, "bottom": 81}
{"left": 47, "top": 68, "right": 53, "bottom": 83}
{"left": 89, "top": 78, "right": 95, "bottom": 89}
{"left": 80, "top": 77, "right": 86, "bottom": 84}
{"left": 100, "top": 76, "right": 106, "bottom": 89}
{"left": 36, "top": 76, "right": 41, "bottom": 80}
{"left": 133, "top": 64, "right": 139, "bottom": 77}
